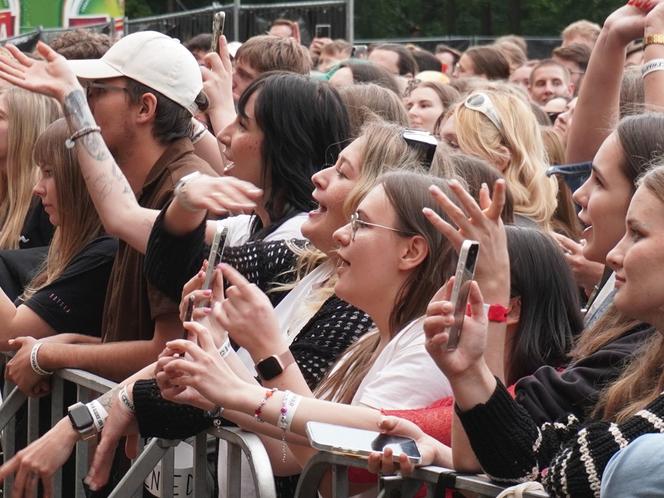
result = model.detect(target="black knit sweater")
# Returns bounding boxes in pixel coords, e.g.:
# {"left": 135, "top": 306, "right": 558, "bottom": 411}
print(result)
{"left": 457, "top": 379, "right": 664, "bottom": 498}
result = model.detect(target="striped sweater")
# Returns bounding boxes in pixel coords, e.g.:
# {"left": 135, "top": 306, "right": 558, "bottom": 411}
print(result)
{"left": 457, "top": 379, "right": 664, "bottom": 498}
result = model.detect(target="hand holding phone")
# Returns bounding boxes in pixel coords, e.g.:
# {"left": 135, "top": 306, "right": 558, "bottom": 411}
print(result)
{"left": 446, "top": 240, "right": 480, "bottom": 351}
{"left": 314, "top": 24, "right": 331, "bottom": 39}
{"left": 211, "top": 12, "right": 226, "bottom": 53}
{"left": 306, "top": 421, "right": 421, "bottom": 463}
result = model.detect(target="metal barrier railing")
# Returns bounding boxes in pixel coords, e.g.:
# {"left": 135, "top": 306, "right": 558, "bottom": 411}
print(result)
{"left": 0, "top": 350, "right": 545, "bottom": 498}
{"left": 295, "top": 452, "right": 550, "bottom": 498}
{"left": 0, "top": 353, "right": 276, "bottom": 498}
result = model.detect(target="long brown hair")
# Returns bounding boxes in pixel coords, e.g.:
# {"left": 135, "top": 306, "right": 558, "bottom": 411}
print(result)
{"left": 316, "top": 171, "right": 460, "bottom": 403}
{"left": 595, "top": 165, "right": 664, "bottom": 422}
{"left": 0, "top": 88, "right": 61, "bottom": 249}
{"left": 23, "top": 119, "right": 104, "bottom": 299}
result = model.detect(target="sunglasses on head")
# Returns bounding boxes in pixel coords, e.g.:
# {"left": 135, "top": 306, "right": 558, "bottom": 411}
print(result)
{"left": 463, "top": 92, "right": 503, "bottom": 133}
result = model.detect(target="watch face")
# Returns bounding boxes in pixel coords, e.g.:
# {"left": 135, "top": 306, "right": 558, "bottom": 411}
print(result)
{"left": 257, "top": 356, "right": 282, "bottom": 380}
{"left": 69, "top": 404, "right": 94, "bottom": 430}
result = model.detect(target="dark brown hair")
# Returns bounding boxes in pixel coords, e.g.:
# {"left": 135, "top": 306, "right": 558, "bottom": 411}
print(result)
{"left": 464, "top": 46, "right": 511, "bottom": 80}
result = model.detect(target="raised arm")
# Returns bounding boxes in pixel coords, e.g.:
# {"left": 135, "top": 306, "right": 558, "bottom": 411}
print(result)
{"left": 642, "top": 1, "right": 664, "bottom": 109}
{"left": 566, "top": 4, "right": 647, "bottom": 163}
{"left": 0, "top": 43, "right": 259, "bottom": 254}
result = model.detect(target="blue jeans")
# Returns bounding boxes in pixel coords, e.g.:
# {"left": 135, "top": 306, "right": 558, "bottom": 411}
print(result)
{"left": 601, "top": 433, "right": 664, "bottom": 497}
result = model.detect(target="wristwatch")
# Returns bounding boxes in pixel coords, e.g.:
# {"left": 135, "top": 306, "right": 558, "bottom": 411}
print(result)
{"left": 255, "top": 350, "right": 295, "bottom": 381}
{"left": 67, "top": 402, "right": 97, "bottom": 440}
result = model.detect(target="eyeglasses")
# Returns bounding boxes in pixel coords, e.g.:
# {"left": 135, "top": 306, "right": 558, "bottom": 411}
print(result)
{"left": 349, "top": 212, "right": 416, "bottom": 241}
{"left": 403, "top": 78, "right": 421, "bottom": 97}
{"left": 84, "top": 81, "right": 130, "bottom": 100}
{"left": 402, "top": 129, "right": 438, "bottom": 169}
{"left": 463, "top": 92, "right": 503, "bottom": 133}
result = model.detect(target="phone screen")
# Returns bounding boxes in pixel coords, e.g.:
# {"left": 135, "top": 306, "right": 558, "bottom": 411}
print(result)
{"left": 446, "top": 240, "right": 480, "bottom": 350}
{"left": 306, "top": 421, "right": 421, "bottom": 463}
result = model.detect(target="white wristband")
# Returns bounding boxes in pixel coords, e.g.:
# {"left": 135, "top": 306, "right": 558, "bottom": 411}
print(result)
{"left": 278, "top": 391, "right": 302, "bottom": 432}
{"left": 118, "top": 385, "right": 135, "bottom": 413}
{"left": 86, "top": 399, "right": 108, "bottom": 432}
{"left": 30, "top": 342, "right": 53, "bottom": 376}
{"left": 641, "top": 58, "right": 664, "bottom": 78}
{"left": 218, "top": 338, "right": 232, "bottom": 358}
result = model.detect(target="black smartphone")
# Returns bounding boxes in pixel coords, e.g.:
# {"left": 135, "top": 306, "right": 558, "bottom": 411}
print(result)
{"left": 211, "top": 11, "right": 225, "bottom": 53}
{"left": 182, "top": 295, "right": 195, "bottom": 339}
{"left": 315, "top": 23, "right": 331, "bottom": 39}
{"left": 306, "top": 421, "right": 421, "bottom": 463}
{"left": 446, "top": 240, "right": 480, "bottom": 351}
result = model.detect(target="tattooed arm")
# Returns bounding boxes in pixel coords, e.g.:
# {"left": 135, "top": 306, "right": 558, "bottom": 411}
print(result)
{"left": 0, "top": 42, "right": 259, "bottom": 254}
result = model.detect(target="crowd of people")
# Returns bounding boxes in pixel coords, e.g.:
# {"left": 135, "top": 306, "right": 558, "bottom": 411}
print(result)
{"left": 0, "top": 2, "right": 662, "bottom": 497}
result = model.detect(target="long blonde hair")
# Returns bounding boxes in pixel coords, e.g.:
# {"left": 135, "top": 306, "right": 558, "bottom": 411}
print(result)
{"left": 595, "top": 165, "right": 664, "bottom": 422}
{"left": 0, "top": 88, "right": 61, "bottom": 249}
{"left": 454, "top": 88, "right": 558, "bottom": 228}
{"left": 23, "top": 119, "right": 104, "bottom": 299}
{"left": 316, "top": 173, "right": 460, "bottom": 404}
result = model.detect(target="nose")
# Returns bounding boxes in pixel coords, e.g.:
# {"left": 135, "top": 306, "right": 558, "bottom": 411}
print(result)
{"left": 333, "top": 222, "right": 352, "bottom": 247}
{"left": 312, "top": 165, "right": 333, "bottom": 190}
{"left": 33, "top": 178, "right": 45, "bottom": 198}
{"left": 216, "top": 122, "right": 232, "bottom": 147}
{"left": 572, "top": 177, "right": 589, "bottom": 209}
{"left": 606, "top": 234, "right": 627, "bottom": 273}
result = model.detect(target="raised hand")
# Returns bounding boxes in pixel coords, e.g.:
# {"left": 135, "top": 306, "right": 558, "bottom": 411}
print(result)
{"left": 174, "top": 173, "right": 262, "bottom": 216}
{"left": 424, "top": 180, "right": 509, "bottom": 300}
{"left": 551, "top": 232, "right": 605, "bottom": 295}
{"left": 0, "top": 42, "right": 82, "bottom": 103}
{"left": 202, "top": 35, "right": 234, "bottom": 112}
{"left": 604, "top": 2, "right": 649, "bottom": 46}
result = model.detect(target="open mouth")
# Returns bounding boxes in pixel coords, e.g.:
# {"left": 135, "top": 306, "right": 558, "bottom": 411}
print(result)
{"left": 309, "top": 201, "right": 328, "bottom": 216}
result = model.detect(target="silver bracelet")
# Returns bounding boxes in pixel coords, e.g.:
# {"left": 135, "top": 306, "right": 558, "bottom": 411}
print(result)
{"left": 641, "top": 58, "right": 664, "bottom": 78}
{"left": 30, "top": 342, "right": 53, "bottom": 376}
{"left": 118, "top": 385, "right": 135, "bottom": 413}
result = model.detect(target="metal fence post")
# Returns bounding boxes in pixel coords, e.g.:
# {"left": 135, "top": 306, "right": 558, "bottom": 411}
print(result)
{"left": 234, "top": 0, "right": 241, "bottom": 41}
{"left": 346, "top": 0, "right": 354, "bottom": 43}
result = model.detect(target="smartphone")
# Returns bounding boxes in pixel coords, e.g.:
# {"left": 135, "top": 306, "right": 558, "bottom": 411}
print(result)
{"left": 351, "top": 44, "right": 368, "bottom": 59}
{"left": 202, "top": 223, "right": 228, "bottom": 292}
{"left": 306, "top": 421, "right": 421, "bottom": 464}
{"left": 315, "top": 23, "right": 331, "bottom": 39}
{"left": 182, "top": 295, "right": 195, "bottom": 339}
{"left": 211, "top": 11, "right": 226, "bottom": 53}
{"left": 446, "top": 240, "right": 480, "bottom": 351}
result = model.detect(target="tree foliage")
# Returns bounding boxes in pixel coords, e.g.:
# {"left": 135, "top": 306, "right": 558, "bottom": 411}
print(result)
{"left": 126, "top": 0, "right": 626, "bottom": 37}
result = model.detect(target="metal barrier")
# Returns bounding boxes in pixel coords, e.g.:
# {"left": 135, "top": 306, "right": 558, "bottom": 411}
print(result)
{"left": 0, "top": 353, "right": 276, "bottom": 498}
{"left": 295, "top": 452, "right": 550, "bottom": 498}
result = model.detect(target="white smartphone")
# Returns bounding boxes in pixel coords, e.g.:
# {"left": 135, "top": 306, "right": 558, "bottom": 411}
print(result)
{"left": 446, "top": 240, "right": 480, "bottom": 351}
{"left": 202, "top": 223, "right": 229, "bottom": 295}
{"left": 211, "top": 11, "right": 226, "bottom": 53}
{"left": 306, "top": 421, "right": 421, "bottom": 464}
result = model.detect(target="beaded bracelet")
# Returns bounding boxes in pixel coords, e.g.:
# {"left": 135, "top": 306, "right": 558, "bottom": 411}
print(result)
{"left": 254, "top": 388, "right": 277, "bottom": 423}
{"left": 65, "top": 126, "right": 102, "bottom": 149}
{"left": 30, "top": 342, "right": 53, "bottom": 376}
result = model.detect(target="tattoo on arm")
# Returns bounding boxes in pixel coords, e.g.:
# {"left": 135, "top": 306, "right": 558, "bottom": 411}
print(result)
{"left": 63, "top": 89, "right": 133, "bottom": 196}
{"left": 98, "top": 385, "right": 122, "bottom": 411}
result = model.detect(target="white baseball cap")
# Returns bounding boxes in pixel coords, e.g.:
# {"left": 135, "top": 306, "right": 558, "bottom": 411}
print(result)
{"left": 68, "top": 31, "right": 203, "bottom": 115}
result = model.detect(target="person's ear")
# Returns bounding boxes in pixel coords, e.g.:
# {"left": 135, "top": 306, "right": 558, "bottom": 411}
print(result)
{"left": 506, "top": 296, "right": 521, "bottom": 326}
{"left": 495, "top": 145, "right": 512, "bottom": 172}
{"left": 398, "top": 235, "right": 429, "bottom": 271}
{"left": 568, "top": 82, "right": 575, "bottom": 97}
{"left": 135, "top": 92, "right": 158, "bottom": 124}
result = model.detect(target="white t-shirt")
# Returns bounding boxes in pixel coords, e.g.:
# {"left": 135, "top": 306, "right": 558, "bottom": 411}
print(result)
{"left": 351, "top": 318, "right": 452, "bottom": 409}
{"left": 217, "top": 212, "right": 308, "bottom": 247}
